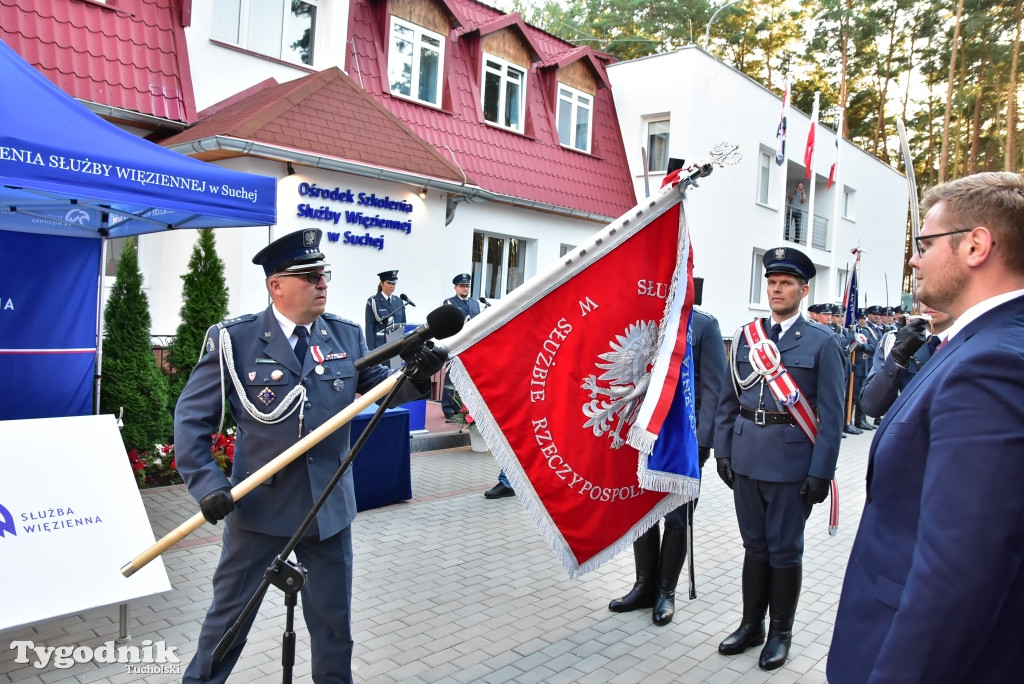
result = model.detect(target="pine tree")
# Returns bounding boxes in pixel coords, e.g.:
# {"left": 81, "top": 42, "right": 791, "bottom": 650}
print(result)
{"left": 99, "top": 238, "right": 173, "bottom": 452}
{"left": 166, "top": 229, "right": 230, "bottom": 410}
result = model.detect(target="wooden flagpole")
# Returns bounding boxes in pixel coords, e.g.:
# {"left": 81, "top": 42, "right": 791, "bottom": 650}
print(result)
{"left": 120, "top": 373, "right": 401, "bottom": 578}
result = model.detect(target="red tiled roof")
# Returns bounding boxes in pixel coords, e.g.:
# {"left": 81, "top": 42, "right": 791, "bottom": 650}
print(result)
{"left": 348, "top": 0, "right": 636, "bottom": 219}
{"left": 160, "top": 67, "right": 468, "bottom": 184}
{"left": 0, "top": 0, "right": 195, "bottom": 123}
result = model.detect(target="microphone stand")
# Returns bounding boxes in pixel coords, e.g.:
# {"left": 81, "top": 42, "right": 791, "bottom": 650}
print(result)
{"left": 212, "top": 368, "right": 413, "bottom": 682}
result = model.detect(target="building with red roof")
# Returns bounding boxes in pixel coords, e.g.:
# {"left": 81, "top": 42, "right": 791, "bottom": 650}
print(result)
{"left": 1, "top": 0, "right": 639, "bottom": 331}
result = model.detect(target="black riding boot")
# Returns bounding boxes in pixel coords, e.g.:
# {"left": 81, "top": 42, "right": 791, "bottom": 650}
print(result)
{"left": 718, "top": 555, "right": 770, "bottom": 655}
{"left": 854, "top": 408, "right": 875, "bottom": 430}
{"left": 759, "top": 564, "right": 802, "bottom": 670}
{"left": 652, "top": 525, "right": 687, "bottom": 625}
{"left": 609, "top": 525, "right": 659, "bottom": 612}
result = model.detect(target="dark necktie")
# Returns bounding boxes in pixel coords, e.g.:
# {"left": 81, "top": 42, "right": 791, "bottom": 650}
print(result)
{"left": 770, "top": 322, "right": 782, "bottom": 343}
{"left": 935, "top": 335, "right": 949, "bottom": 352}
{"left": 293, "top": 325, "right": 309, "bottom": 364}
{"left": 927, "top": 335, "right": 941, "bottom": 354}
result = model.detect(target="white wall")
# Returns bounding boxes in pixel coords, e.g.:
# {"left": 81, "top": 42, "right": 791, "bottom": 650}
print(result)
{"left": 607, "top": 47, "right": 908, "bottom": 333}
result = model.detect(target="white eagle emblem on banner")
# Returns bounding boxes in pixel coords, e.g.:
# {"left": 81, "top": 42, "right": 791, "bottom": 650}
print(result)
{"left": 581, "top": 320, "right": 659, "bottom": 449}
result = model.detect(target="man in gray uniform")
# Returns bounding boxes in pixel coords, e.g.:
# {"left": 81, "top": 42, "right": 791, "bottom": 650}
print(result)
{"left": 715, "top": 247, "right": 844, "bottom": 671}
{"left": 442, "top": 273, "right": 482, "bottom": 420}
{"left": 175, "top": 229, "right": 444, "bottom": 683}
{"left": 608, "top": 276, "right": 727, "bottom": 625}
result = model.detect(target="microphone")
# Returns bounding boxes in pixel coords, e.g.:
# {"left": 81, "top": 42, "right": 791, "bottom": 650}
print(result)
{"left": 479, "top": 296, "right": 491, "bottom": 308}
{"left": 355, "top": 304, "right": 464, "bottom": 371}
{"left": 400, "top": 293, "right": 416, "bottom": 307}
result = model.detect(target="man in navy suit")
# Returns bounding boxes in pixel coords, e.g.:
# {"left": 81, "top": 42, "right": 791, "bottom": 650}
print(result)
{"left": 828, "top": 171, "right": 1024, "bottom": 683}
{"left": 608, "top": 277, "right": 727, "bottom": 626}
{"left": 175, "top": 230, "right": 445, "bottom": 683}
{"left": 715, "top": 247, "right": 845, "bottom": 671}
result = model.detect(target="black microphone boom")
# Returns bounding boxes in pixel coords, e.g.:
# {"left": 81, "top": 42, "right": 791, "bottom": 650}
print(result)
{"left": 400, "top": 293, "right": 416, "bottom": 307}
{"left": 355, "top": 304, "right": 464, "bottom": 371}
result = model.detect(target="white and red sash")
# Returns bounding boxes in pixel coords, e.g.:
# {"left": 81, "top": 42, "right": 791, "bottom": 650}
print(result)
{"left": 743, "top": 319, "right": 839, "bottom": 535}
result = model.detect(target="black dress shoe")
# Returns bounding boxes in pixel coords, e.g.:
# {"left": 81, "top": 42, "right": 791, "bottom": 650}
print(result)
{"left": 843, "top": 423, "right": 862, "bottom": 435}
{"left": 855, "top": 418, "right": 874, "bottom": 431}
{"left": 484, "top": 483, "right": 515, "bottom": 499}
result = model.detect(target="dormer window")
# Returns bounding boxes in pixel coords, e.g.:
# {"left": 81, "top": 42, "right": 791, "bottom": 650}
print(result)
{"left": 212, "top": 0, "right": 317, "bottom": 66}
{"left": 482, "top": 55, "right": 526, "bottom": 132}
{"left": 557, "top": 84, "right": 591, "bottom": 153}
{"left": 388, "top": 16, "right": 445, "bottom": 107}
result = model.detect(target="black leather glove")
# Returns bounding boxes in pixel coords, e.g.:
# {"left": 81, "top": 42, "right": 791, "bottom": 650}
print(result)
{"left": 716, "top": 458, "right": 734, "bottom": 489}
{"left": 403, "top": 343, "right": 448, "bottom": 385}
{"left": 798, "top": 476, "right": 830, "bottom": 505}
{"left": 890, "top": 317, "right": 930, "bottom": 367}
{"left": 199, "top": 487, "right": 234, "bottom": 524}
{"left": 698, "top": 446, "right": 711, "bottom": 469}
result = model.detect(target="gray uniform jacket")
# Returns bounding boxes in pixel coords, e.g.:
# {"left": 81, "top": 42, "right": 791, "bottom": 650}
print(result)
{"left": 715, "top": 316, "right": 845, "bottom": 483}
{"left": 691, "top": 308, "right": 726, "bottom": 449}
{"left": 443, "top": 295, "right": 481, "bottom": 321}
{"left": 175, "top": 306, "right": 417, "bottom": 540}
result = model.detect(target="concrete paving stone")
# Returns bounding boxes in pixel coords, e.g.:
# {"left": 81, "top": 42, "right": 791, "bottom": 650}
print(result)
{"left": 509, "top": 664, "right": 557, "bottom": 684}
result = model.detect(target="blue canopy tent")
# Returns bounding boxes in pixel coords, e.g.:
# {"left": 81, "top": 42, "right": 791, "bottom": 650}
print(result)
{"left": 0, "top": 38, "right": 277, "bottom": 419}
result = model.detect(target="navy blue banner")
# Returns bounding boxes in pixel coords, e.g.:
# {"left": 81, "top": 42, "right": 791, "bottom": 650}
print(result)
{"left": 0, "top": 230, "right": 99, "bottom": 418}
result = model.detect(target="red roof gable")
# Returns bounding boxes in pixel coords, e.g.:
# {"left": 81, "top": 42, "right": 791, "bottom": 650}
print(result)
{"left": 160, "top": 67, "right": 468, "bottom": 184}
{"left": 0, "top": 0, "right": 195, "bottom": 124}
{"left": 348, "top": 0, "right": 636, "bottom": 219}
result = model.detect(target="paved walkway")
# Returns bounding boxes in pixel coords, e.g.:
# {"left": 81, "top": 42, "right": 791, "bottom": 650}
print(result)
{"left": 0, "top": 413, "right": 874, "bottom": 683}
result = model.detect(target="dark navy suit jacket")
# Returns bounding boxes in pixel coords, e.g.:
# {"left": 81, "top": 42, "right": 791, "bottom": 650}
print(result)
{"left": 828, "top": 294, "right": 1024, "bottom": 683}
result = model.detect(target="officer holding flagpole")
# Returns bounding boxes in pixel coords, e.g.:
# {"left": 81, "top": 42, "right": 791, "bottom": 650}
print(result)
{"left": 714, "top": 247, "right": 845, "bottom": 671}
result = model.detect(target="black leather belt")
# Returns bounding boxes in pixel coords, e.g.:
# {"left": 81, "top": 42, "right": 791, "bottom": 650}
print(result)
{"left": 740, "top": 406, "right": 797, "bottom": 426}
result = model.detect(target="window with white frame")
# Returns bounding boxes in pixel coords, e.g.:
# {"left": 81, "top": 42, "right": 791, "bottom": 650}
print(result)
{"left": 757, "top": 149, "right": 772, "bottom": 205}
{"left": 472, "top": 232, "right": 528, "bottom": 299}
{"left": 646, "top": 119, "right": 670, "bottom": 172}
{"left": 835, "top": 269, "right": 848, "bottom": 300}
{"left": 557, "top": 85, "right": 592, "bottom": 153}
{"left": 212, "top": 0, "right": 317, "bottom": 66}
{"left": 749, "top": 250, "right": 766, "bottom": 305}
{"left": 388, "top": 17, "right": 445, "bottom": 107}
{"left": 482, "top": 55, "right": 526, "bottom": 131}
{"left": 843, "top": 187, "right": 856, "bottom": 219}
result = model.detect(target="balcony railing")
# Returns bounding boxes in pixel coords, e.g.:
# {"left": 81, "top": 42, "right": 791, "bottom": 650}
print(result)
{"left": 784, "top": 205, "right": 829, "bottom": 251}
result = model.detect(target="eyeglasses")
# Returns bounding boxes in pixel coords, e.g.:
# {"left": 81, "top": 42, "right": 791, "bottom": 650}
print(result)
{"left": 277, "top": 270, "right": 330, "bottom": 284}
{"left": 914, "top": 229, "right": 971, "bottom": 256}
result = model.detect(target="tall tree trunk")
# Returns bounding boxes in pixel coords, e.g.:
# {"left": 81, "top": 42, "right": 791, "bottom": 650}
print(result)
{"left": 874, "top": 2, "right": 899, "bottom": 164}
{"left": 970, "top": 67, "right": 983, "bottom": 174}
{"left": 901, "top": 9, "right": 919, "bottom": 124}
{"left": 840, "top": 0, "right": 851, "bottom": 137}
{"left": 939, "top": 0, "right": 965, "bottom": 183}
{"left": 1007, "top": 0, "right": 1022, "bottom": 172}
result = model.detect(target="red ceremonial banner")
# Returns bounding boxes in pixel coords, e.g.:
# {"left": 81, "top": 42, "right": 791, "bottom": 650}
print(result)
{"left": 448, "top": 199, "right": 690, "bottom": 576}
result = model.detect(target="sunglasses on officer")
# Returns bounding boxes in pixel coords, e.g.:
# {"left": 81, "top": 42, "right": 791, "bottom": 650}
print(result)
{"left": 276, "top": 270, "right": 331, "bottom": 284}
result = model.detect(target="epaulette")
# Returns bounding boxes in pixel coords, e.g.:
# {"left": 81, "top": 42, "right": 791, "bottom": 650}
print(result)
{"left": 804, "top": 320, "right": 834, "bottom": 337}
{"left": 322, "top": 313, "right": 359, "bottom": 328}
{"left": 216, "top": 314, "right": 257, "bottom": 329}
{"left": 693, "top": 307, "right": 715, "bottom": 320}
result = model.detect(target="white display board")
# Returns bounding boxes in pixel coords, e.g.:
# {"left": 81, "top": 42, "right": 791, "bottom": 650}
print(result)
{"left": 0, "top": 415, "right": 171, "bottom": 631}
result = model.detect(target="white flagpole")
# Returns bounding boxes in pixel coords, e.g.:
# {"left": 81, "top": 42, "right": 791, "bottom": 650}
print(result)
{"left": 805, "top": 91, "right": 820, "bottom": 248}
{"left": 829, "top": 108, "right": 845, "bottom": 259}
{"left": 778, "top": 75, "right": 791, "bottom": 237}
